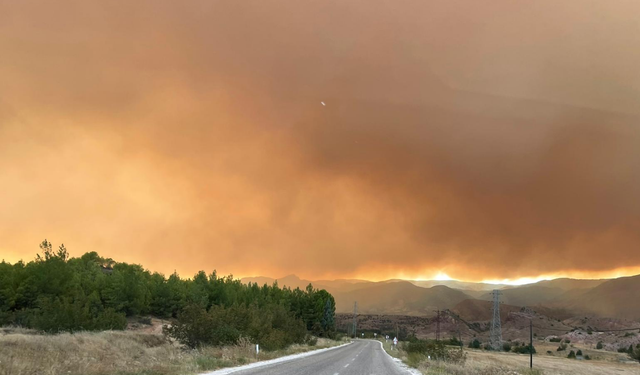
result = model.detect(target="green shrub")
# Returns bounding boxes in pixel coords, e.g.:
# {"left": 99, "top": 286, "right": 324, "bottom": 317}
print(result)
{"left": 568, "top": 350, "right": 576, "bottom": 359}
{"left": 629, "top": 345, "right": 640, "bottom": 362}
{"left": 468, "top": 339, "right": 481, "bottom": 349}
{"left": 164, "top": 303, "right": 308, "bottom": 350}
{"left": 443, "top": 336, "right": 462, "bottom": 347}
{"left": 576, "top": 349, "right": 583, "bottom": 356}
{"left": 502, "top": 342, "right": 512, "bottom": 352}
{"left": 596, "top": 341, "right": 603, "bottom": 349}
{"left": 30, "top": 296, "right": 127, "bottom": 333}
{"left": 513, "top": 344, "right": 536, "bottom": 354}
{"left": 549, "top": 337, "right": 562, "bottom": 342}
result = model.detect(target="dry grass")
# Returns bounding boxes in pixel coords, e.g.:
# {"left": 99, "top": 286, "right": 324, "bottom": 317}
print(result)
{"left": 377, "top": 339, "right": 640, "bottom": 375}
{"left": 463, "top": 348, "right": 640, "bottom": 375}
{"left": 0, "top": 328, "right": 344, "bottom": 375}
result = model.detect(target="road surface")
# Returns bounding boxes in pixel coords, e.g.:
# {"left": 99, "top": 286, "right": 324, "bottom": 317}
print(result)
{"left": 230, "top": 340, "right": 413, "bottom": 375}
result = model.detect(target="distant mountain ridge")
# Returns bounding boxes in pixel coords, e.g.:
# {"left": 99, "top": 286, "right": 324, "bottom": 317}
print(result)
{"left": 240, "top": 274, "right": 640, "bottom": 321}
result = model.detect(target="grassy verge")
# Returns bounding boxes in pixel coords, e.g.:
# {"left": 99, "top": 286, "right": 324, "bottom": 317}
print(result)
{"left": 0, "top": 327, "right": 345, "bottom": 375}
{"left": 376, "top": 339, "right": 544, "bottom": 375}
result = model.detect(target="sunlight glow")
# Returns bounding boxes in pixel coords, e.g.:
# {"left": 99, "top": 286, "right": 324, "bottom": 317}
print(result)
{"left": 481, "top": 276, "right": 552, "bottom": 286}
{"left": 433, "top": 272, "right": 453, "bottom": 281}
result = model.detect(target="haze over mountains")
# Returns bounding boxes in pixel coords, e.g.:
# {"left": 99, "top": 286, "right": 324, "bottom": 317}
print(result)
{"left": 241, "top": 274, "right": 640, "bottom": 321}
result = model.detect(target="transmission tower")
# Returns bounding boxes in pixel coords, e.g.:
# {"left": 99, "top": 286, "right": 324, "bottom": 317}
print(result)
{"left": 353, "top": 301, "right": 358, "bottom": 339}
{"left": 490, "top": 290, "right": 502, "bottom": 350}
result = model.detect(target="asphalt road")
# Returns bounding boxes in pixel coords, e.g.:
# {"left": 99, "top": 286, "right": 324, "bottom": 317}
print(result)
{"left": 230, "top": 340, "right": 412, "bottom": 375}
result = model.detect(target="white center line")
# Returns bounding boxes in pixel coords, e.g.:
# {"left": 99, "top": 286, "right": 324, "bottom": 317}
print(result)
{"left": 344, "top": 363, "right": 350, "bottom": 368}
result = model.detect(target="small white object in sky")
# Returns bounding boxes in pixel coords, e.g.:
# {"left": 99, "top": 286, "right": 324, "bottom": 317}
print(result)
{"left": 321, "top": 101, "right": 326, "bottom": 106}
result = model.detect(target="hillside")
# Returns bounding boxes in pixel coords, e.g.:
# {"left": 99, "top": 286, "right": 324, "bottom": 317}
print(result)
{"left": 410, "top": 280, "right": 507, "bottom": 291}
{"left": 479, "top": 285, "right": 566, "bottom": 306}
{"left": 333, "top": 282, "right": 472, "bottom": 315}
{"left": 565, "top": 274, "right": 640, "bottom": 320}
{"left": 451, "top": 299, "right": 523, "bottom": 322}
{"left": 534, "top": 278, "right": 606, "bottom": 291}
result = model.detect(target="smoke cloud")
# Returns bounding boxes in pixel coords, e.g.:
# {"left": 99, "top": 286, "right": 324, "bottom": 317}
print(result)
{"left": 1, "top": 0, "right": 640, "bottom": 281}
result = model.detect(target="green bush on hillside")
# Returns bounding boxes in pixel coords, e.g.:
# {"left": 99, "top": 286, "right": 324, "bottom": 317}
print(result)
{"left": 468, "top": 339, "right": 481, "bottom": 349}
{"left": 512, "top": 343, "right": 536, "bottom": 354}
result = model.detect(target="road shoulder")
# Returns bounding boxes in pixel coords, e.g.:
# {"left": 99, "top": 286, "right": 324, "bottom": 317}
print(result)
{"left": 376, "top": 340, "right": 422, "bottom": 375}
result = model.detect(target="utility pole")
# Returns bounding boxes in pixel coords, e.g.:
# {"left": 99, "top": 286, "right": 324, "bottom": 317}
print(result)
{"left": 490, "top": 290, "right": 502, "bottom": 351}
{"left": 456, "top": 315, "right": 462, "bottom": 349}
{"left": 353, "top": 301, "right": 357, "bottom": 339}
{"left": 433, "top": 309, "right": 441, "bottom": 342}
{"left": 530, "top": 319, "right": 533, "bottom": 369}
{"left": 395, "top": 323, "right": 398, "bottom": 341}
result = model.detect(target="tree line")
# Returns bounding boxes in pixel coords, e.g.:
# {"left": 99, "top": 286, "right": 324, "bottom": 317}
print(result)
{"left": 0, "top": 240, "right": 336, "bottom": 349}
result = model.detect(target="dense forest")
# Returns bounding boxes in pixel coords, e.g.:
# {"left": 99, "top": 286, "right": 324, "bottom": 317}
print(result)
{"left": 0, "top": 240, "right": 336, "bottom": 349}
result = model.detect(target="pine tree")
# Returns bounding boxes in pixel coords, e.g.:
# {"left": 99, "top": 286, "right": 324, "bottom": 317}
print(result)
{"left": 321, "top": 297, "right": 335, "bottom": 332}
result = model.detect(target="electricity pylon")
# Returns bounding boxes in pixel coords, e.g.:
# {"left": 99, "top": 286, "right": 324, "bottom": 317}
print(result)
{"left": 490, "top": 290, "right": 502, "bottom": 350}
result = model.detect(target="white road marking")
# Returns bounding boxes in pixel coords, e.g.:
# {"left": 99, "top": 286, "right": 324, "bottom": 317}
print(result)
{"left": 204, "top": 342, "right": 352, "bottom": 374}
{"left": 344, "top": 363, "right": 350, "bottom": 368}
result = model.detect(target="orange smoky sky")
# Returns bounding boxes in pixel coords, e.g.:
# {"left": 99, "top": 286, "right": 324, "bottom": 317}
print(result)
{"left": 1, "top": 0, "right": 640, "bottom": 282}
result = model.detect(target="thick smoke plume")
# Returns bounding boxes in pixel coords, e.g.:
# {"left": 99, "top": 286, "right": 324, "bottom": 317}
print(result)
{"left": 1, "top": 0, "right": 640, "bottom": 281}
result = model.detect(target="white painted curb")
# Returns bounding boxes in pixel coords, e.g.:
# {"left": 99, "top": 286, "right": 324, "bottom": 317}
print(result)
{"left": 202, "top": 342, "right": 352, "bottom": 374}
{"left": 377, "top": 340, "right": 422, "bottom": 375}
